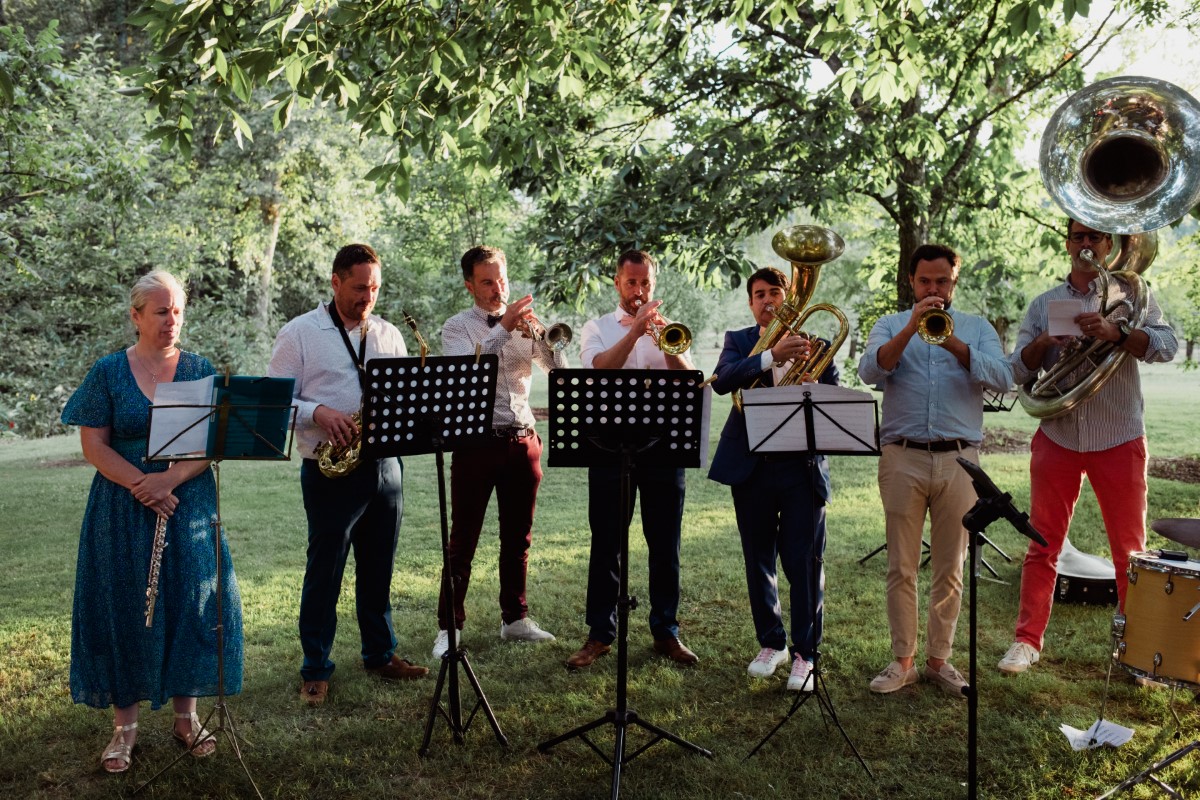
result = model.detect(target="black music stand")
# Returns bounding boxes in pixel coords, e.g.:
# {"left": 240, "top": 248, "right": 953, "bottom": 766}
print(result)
{"left": 359, "top": 353, "right": 508, "bottom": 755}
{"left": 135, "top": 374, "right": 296, "bottom": 800}
{"left": 955, "top": 457, "right": 1047, "bottom": 800}
{"left": 739, "top": 385, "right": 877, "bottom": 777}
{"left": 537, "top": 369, "right": 714, "bottom": 800}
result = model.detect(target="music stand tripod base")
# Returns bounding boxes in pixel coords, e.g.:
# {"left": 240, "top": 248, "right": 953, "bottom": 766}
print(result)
{"left": 537, "top": 369, "right": 714, "bottom": 799}
{"left": 360, "top": 354, "right": 508, "bottom": 755}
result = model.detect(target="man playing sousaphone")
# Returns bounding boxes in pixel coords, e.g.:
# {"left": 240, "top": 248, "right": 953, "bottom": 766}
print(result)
{"left": 997, "top": 219, "right": 1178, "bottom": 676}
{"left": 859, "top": 243, "right": 1012, "bottom": 698}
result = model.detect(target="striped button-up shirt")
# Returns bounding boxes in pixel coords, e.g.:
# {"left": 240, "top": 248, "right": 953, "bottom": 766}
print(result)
{"left": 268, "top": 302, "right": 408, "bottom": 459}
{"left": 1011, "top": 274, "right": 1177, "bottom": 452}
{"left": 859, "top": 308, "right": 1012, "bottom": 446}
{"left": 441, "top": 305, "right": 568, "bottom": 430}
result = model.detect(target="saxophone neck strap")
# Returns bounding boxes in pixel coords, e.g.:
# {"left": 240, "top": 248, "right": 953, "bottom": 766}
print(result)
{"left": 327, "top": 301, "right": 367, "bottom": 392}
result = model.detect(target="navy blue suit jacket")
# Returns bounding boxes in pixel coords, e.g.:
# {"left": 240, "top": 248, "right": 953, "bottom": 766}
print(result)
{"left": 707, "top": 325, "right": 837, "bottom": 499}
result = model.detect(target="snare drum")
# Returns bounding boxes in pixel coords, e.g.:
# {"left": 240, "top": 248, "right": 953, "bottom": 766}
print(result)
{"left": 1112, "top": 552, "right": 1200, "bottom": 689}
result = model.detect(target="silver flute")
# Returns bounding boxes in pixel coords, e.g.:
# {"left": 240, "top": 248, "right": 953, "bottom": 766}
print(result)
{"left": 144, "top": 514, "right": 168, "bottom": 627}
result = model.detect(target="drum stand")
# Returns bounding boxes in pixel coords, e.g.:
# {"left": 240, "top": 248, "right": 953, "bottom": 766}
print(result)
{"left": 1096, "top": 738, "right": 1199, "bottom": 799}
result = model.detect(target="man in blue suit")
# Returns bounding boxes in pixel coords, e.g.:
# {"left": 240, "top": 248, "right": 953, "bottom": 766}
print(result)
{"left": 708, "top": 266, "right": 838, "bottom": 692}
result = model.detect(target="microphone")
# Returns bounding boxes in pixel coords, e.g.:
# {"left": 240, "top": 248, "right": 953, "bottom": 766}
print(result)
{"left": 956, "top": 456, "right": 1048, "bottom": 546}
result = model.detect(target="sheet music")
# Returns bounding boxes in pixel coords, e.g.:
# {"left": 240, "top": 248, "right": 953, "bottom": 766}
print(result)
{"left": 742, "top": 384, "right": 878, "bottom": 454}
{"left": 148, "top": 376, "right": 216, "bottom": 459}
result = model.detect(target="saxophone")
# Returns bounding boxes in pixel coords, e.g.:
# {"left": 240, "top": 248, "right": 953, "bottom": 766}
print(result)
{"left": 144, "top": 514, "right": 168, "bottom": 627}
{"left": 315, "top": 320, "right": 369, "bottom": 478}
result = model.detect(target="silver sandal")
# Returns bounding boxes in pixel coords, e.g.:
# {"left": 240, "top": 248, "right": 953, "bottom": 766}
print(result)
{"left": 101, "top": 721, "right": 137, "bottom": 773}
{"left": 173, "top": 712, "right": 216, "bottom": 758}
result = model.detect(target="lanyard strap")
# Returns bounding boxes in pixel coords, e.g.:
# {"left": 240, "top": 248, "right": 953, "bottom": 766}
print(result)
{"left": 327, "top": 301, "right": 367, "bottom": 391}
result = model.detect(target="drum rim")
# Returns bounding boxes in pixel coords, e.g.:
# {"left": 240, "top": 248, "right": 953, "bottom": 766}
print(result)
{"left": 1113, "top": 658, "right": 1200, "bottom": 691}
{"left": 1128, "top": 550, "right": 1200, "bottom": 577}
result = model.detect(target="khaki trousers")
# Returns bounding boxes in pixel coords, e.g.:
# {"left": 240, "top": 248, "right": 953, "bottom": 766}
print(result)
{"left": 877, "top": 442, "right": 978, "bottom": 661}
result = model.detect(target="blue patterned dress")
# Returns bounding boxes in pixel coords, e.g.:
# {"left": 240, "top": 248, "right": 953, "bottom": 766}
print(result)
{"left": 62, "top": 350, "right": 243, "bottom": 709}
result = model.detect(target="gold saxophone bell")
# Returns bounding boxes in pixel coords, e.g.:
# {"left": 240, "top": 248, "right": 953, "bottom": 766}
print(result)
{"left": 315, "top": 319, "right": 371, "bottom": 478}
{"left": 917, "top": 308, "right": 954, "bottom": 345}
{"left": 1021, "top": 76, "right": 1200, "bottom": 419}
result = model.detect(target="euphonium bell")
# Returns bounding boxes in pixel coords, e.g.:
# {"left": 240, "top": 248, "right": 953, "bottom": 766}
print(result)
{"left": 917, "top": 308, "right": 953, "bottom": 345}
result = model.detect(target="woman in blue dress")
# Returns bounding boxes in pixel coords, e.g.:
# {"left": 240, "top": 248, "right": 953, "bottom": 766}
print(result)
{"left": 61, "top": 270, "right": 243, "bottom": 773}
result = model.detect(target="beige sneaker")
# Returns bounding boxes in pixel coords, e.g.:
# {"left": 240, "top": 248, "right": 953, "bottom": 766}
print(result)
{"left": 923, "top": 662, "right": 967, "bottom": 698}
{"left": 869, "top": 660, "right": 919, "bottom": 694}
{"left": 997, "top": 641, "right": 1039, "bottom": 675}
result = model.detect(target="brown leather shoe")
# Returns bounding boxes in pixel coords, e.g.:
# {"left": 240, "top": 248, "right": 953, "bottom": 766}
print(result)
{"left": 566, "top": 638, "right": 611, "bottom": 669}
{"left": 367, "top": 655, "right": 429, "bottom": 681}
{"left": 653, "top": 635, "right": 698, "bottom": 666}
{"left": 300, "top": 680, "right": 329, "bottom": 706}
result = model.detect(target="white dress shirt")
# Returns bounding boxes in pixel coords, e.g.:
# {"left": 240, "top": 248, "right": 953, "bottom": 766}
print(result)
{"left": 579, "top": 305, "right": 695, "bottom": 370}
{"left": 268, "top": 302, "right": 408, "bottom": 458}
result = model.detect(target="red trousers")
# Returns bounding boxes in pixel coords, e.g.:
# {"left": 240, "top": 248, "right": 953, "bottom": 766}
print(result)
{"left": 1014, "top": 430, "right": 1147, "bottom": 651}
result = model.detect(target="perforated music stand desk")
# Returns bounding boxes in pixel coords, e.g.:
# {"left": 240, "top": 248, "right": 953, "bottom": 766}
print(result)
{"left": 359, "top": 353, "right": 508, "bottom": 755}
{"left": 136, "top": 374, "right": 296, "bottom": 800}
{"left": 740, "top": 384, "right": 878, "bottom": 777}
{"left": 538, "top": 368, "right": 714, "bottom": 800}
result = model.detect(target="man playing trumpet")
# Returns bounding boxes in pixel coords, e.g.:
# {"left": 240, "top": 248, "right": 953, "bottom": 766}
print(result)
{"left": 568, "top": 249, "right": 698, "bottom": 669}
{"left": 432, "top": 245, "right": 566, "bottom": 659}
{"left": 858, "top": 244, "right": 1011, "bottom": 697}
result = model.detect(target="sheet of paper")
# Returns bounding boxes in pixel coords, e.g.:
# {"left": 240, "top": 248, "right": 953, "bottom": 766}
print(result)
{"left": 148, "top": 376, "right": 215, "bottom": 460}
{"left": 1059, "top": 719, "right": 1135, "bottom": 751}
{"left": 1048, "top": 299, "right": 1084, "bottom": 337}
{"left": 742, "top": 384, "right": 878, "bottom": 455}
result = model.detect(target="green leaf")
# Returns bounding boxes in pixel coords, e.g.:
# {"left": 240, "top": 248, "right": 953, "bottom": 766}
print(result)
{"left": 230, "top": 109, "right": 253, "bottom": 143}
{"left": 281, "top": 3, "right": 307, "bottom": 40}
{"left": 213, "top": 48, "right": 228, "bottom": 79}
{"left": 1063, "top": 0, "right": 1076, "bottom": 24}
{"left": 284, "top": 56, "right": 302, "bottom": 88}
{"left": 1025, "top": 3, "right": 1041, "bottom": 35}
{"left": 230, "top": 63, "right": 252, "bottom": 103}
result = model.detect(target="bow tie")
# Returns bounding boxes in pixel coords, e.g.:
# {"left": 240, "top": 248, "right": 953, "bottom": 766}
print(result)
{"left": 487, "top": 314, "right": 503, "bottom": 328}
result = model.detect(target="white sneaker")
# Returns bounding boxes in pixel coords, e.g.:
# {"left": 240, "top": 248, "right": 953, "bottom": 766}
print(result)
{"left": 747, "top": 647, "right": 790, "bottom": 678}
{"left": 499, "top": 617, "right": 555, "bottom": 643}
{"left": 998, "top": 641, "right": 1039, "bottom": 675}
{"left": 787, "top": 658, "right": 815, "bottom": 692}
{"left": 431, "top": 627, "right": 463, "bottom": 660}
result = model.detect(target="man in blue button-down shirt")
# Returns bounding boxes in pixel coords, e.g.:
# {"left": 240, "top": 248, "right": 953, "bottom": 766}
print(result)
{"left": 858, "top": 243, "right": 1012, "bottom": 698}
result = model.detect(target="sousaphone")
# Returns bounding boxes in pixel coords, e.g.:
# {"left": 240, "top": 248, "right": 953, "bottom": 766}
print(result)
{"left": 1021, "top": 76, "right": 1200, "bottom": 419}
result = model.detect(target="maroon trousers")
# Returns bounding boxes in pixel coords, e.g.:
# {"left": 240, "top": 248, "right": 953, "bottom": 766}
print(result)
{"left": 437, "top": 432, "right": 543, "bottom": 630}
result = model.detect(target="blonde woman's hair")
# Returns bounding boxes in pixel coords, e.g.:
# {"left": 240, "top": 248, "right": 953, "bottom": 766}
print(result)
{"left": 129, "top": 270, "right": 186, "bottom": 312}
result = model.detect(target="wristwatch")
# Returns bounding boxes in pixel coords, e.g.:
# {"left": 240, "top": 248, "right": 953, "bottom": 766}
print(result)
{"left": 1116, "top": 323, "right": 1133, "bottom": 347}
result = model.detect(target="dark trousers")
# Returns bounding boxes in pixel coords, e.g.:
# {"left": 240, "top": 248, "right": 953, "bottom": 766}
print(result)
{"left": 298, "top": 457, "right": 403, "bottom": 681}
{"left": 437, "top": 433, "right": 543, "bottom": 630}
{"left": 585, "top": 464, "right": 685, "bottom": 644}
{"left": 731, "top": 457, "right": 826, "bottom": 660}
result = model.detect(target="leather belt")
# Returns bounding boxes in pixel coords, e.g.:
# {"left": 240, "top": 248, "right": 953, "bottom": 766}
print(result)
{"left": 490, "top": 426, "right": 534, "bottom": 441}
{"left": 895, "top": 438, "right": 969, "bottom": 452}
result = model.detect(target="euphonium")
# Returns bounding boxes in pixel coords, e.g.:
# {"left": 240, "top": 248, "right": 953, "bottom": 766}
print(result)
{"left": 732, "top": 225, "right": 850, "bottom": 411}
{"left": 315, "top": 320, "right": 369, "bottom": 478}
{"left": 917, "top": 307, "right": 954, "bottom": 345}
{"left": 1021, "top": 76, "right": 1200, "bottom": 419}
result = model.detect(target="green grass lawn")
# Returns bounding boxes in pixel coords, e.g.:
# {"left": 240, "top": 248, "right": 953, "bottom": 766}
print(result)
{"left": 1, "top": 362, "right": 1198, "bottom": 799}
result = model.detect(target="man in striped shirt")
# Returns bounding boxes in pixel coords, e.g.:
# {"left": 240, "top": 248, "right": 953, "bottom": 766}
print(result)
{"left": 998, "top": 219, "right": 1178, "bottom": 676}
{"left": 432, "top": 245, "right": 566, "bottom": 661}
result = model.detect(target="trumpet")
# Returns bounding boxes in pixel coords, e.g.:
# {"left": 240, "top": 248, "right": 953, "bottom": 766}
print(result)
{"left": 519, "top": 312, "right": 573, "bottom": 352}
{"left": 632, "top": 299, "right": 692, "bottom": 355}
{"left": 917, "top": 307, "right": 954, "bottom": 345}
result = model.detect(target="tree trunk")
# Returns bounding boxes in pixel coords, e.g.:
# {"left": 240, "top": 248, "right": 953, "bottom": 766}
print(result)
{"left": 1188, "top": 339, "right": 1194, "bottom": 361}
{"left": 893, "top": 98, "right": 929, "bottom": 311}
{"left": 256, "top": 195, "right": 282, "bottom": 331}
